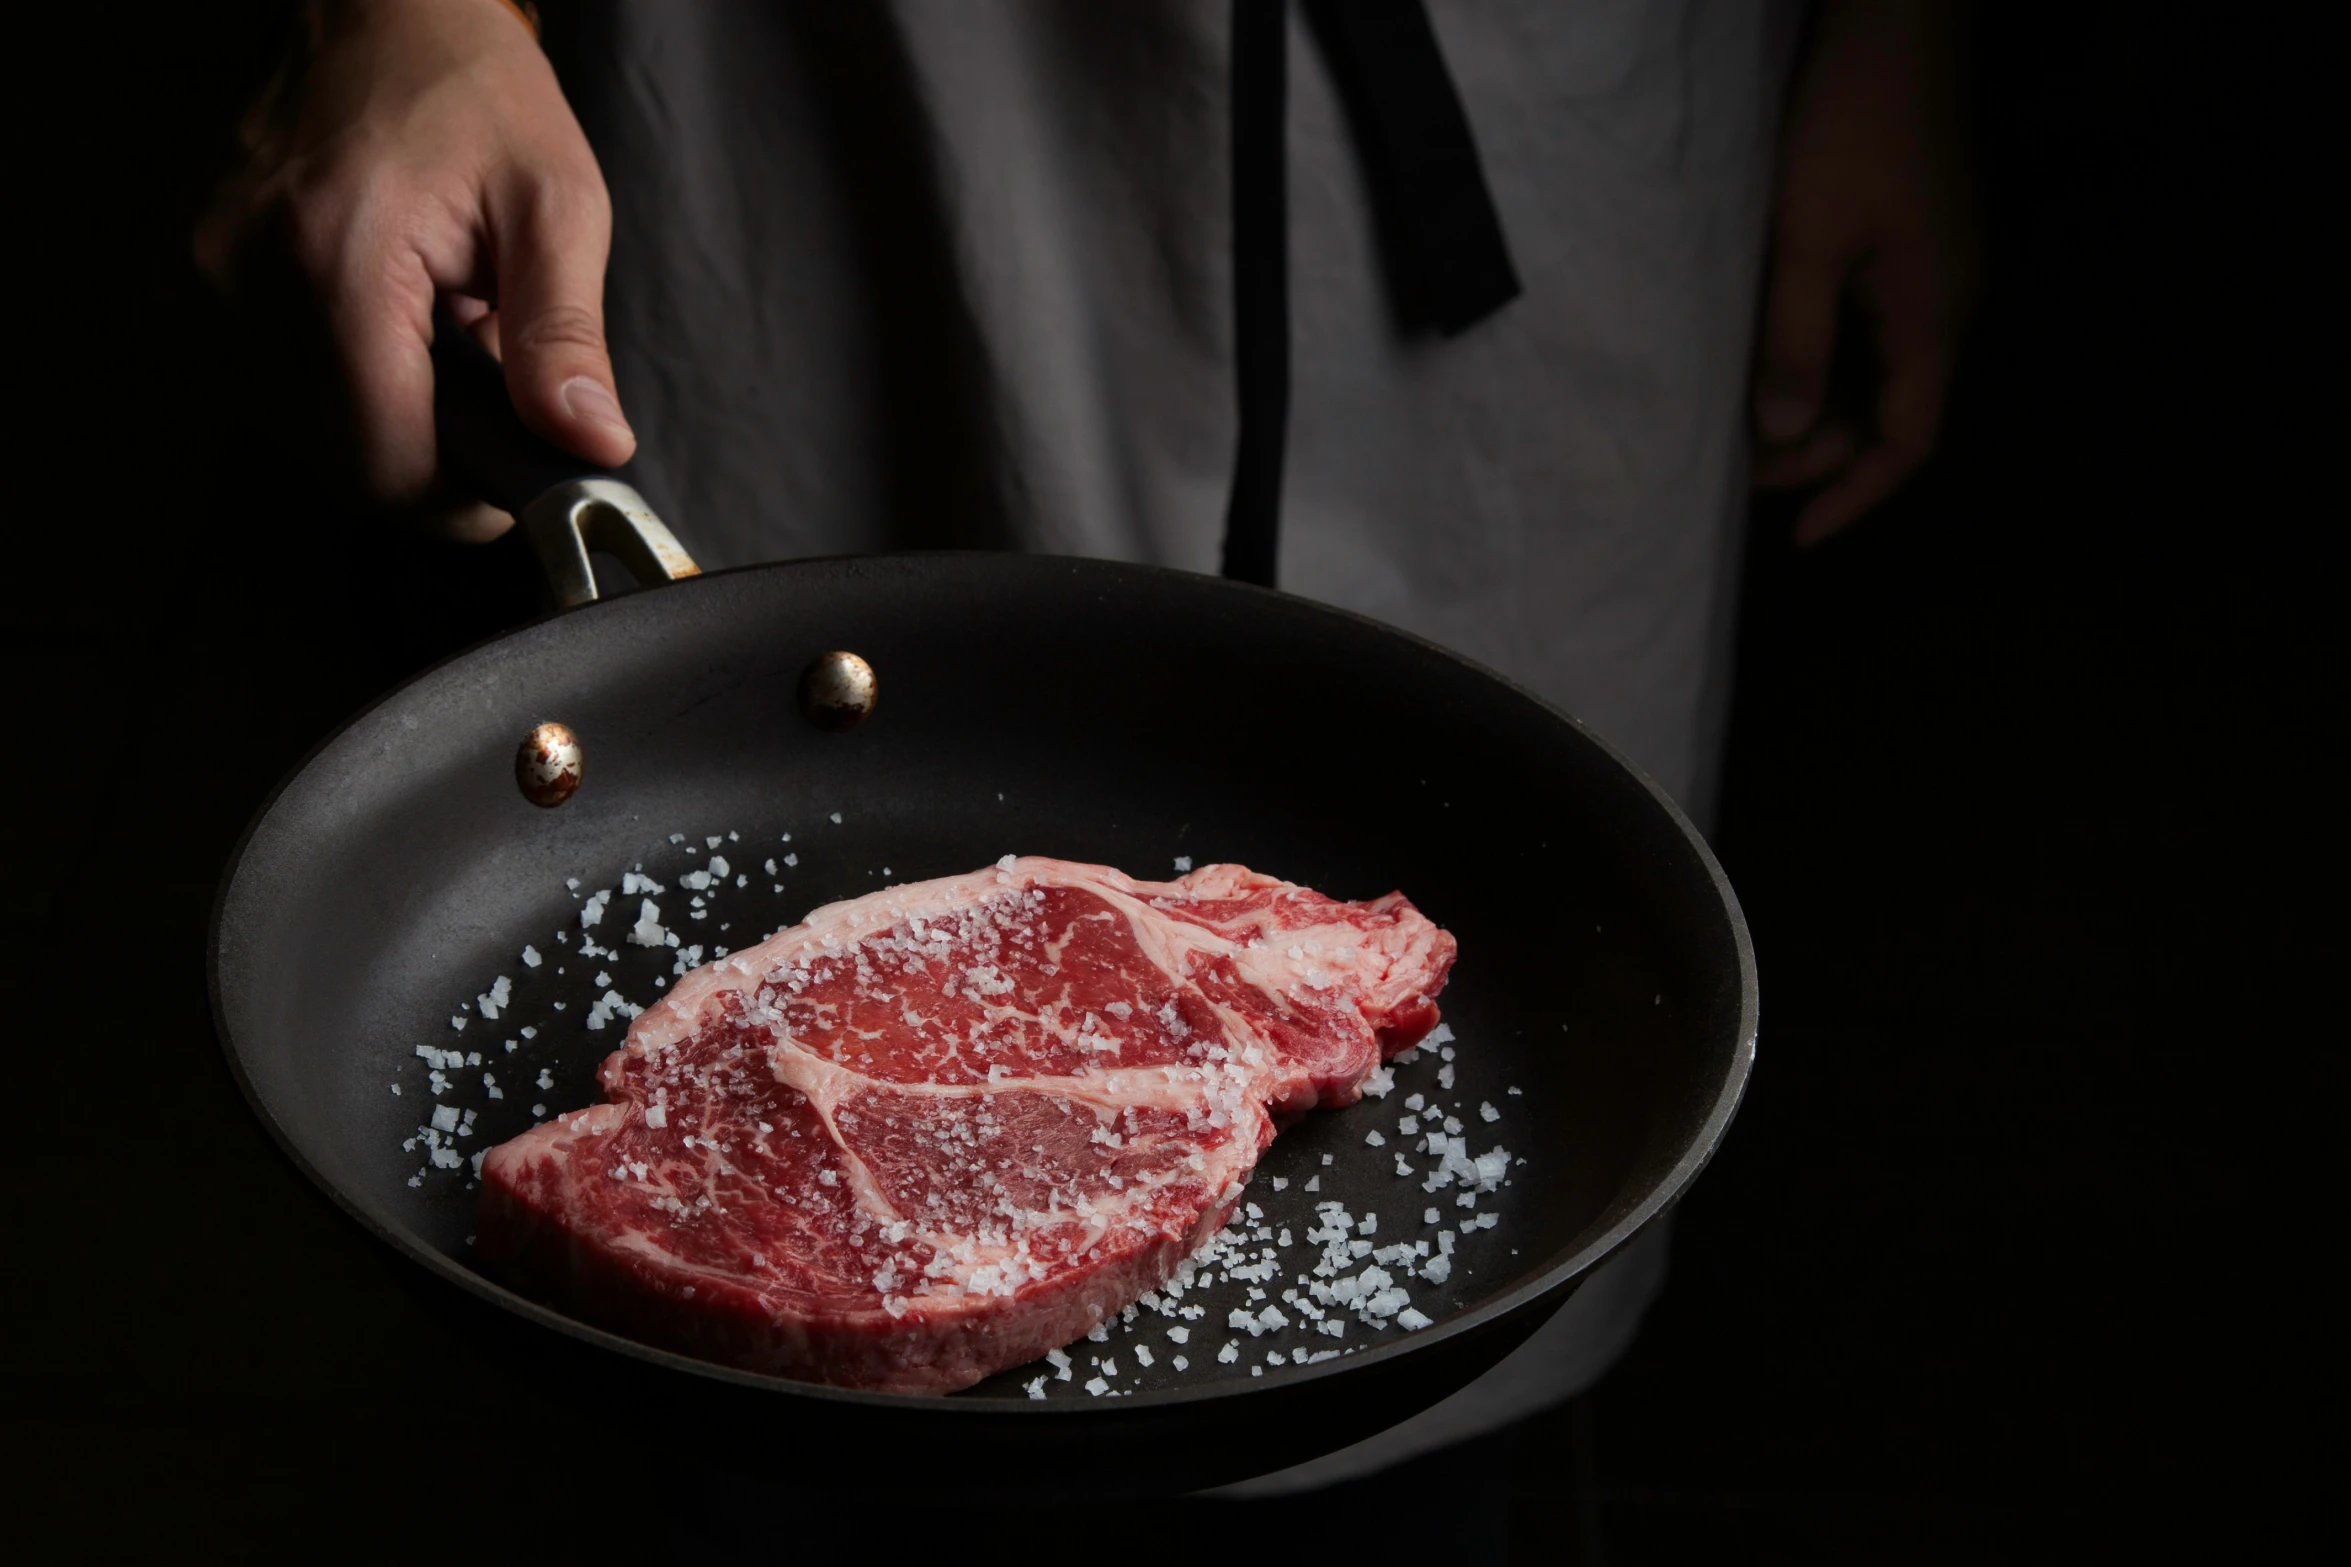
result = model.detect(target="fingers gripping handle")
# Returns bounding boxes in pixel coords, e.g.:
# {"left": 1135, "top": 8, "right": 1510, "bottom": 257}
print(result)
{"left": 429, "top": 306, "right": 697, "bottom": 608}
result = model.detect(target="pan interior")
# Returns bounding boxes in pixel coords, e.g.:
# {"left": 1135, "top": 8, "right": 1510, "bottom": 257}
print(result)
{"left": 214, "top": 556, "right": 1749, "bottom": 1404}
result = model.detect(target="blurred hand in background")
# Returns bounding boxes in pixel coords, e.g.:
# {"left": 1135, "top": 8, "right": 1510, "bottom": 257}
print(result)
{"left": 1753, "top": 0, "right": 1981, "bottom": 545}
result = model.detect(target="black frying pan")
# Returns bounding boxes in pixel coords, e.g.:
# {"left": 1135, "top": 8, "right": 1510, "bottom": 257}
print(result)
{"left": 207, "top": 323, "right": 1755, "bottom": 1494}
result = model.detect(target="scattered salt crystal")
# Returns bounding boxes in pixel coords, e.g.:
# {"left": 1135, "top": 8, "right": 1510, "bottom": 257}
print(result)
{"left": 1251, "top": 1367, "right": 1263, "bottom": 1378}
{"left": 521, "top": 945, "right": 542, "bottom": 968}
{"left": 520, "top": 1026, "right": 537, "bottom": 1040}
{"left": 1266, "top": 1351, "right": 1286, "bottom": 1365}
{"left": 1173, "top": 1356, "right": 1189, "bottom": 1371}
{"left": 449, "top": 1016, "right": 467, "bottom": 1032}
{"left": 565, "top": 877, "right": 581, "bottom": 890}
{"left": 1438, "top": 1064, "right": 1456, "bottom": 1090}
{"left": 1321, "top": 1154, "right": 1334, "bottom": 1166}
{"left": 1507, "top": 1085, "right": 1522, "bottom": 1096}
{"left": 1394, "top": 1155, "right": 1415, "bottom": 1177}
{"left": 1173, "top": 855, "right": 1193, "bottom": 872}
{"left": 531, "top": 1104, "right": 546, "bottom": 1117}
{"left": 830, "top": 812, "right": 844, "bottom": 824}
{"left": 1217, "top": 1341, "right": 1240, "bottom": 1364}
{"left": 1425, "top": 1208, "right": 1440, "bottom": 1224}
{"left": 783, "top": 853, "right": 798, "bottom": 868}
{"left": 1429, "top": 1023, "right": 1455, "bottom": 1046}
{"left": 1304, "top": 1175, "right": 1320, "bottom": 1192}
{"left": 1084, "top": 1377, "right": 1108, "bottom": 1397}
{"left": 1135, "top": 1345, "right": 1154, "bottom": 1367}
{"left": 1270, "top": 1177, "right": 1288, "bottom": 1192}
{"left": 1166, "top": 1326, "right": 1189, "bottom": 1344}
{"left": 1396, "top": 1308, "right": 1434, "bottom": 1331}
{"left": 1480, "top": 1101, "right": 1501, "bottom": 1122}
{"left": 431, "top": 1105, "right": 459, "bottom": 1133}
{"left": 996, "top": 854, "right": 1017, "bottom": 871}
{"left": 1364, "top": 1130, "right": 1386, "bottom": 1147}
{"left": 1025, "top": 1377, "right": 1047, "bottom": 1400}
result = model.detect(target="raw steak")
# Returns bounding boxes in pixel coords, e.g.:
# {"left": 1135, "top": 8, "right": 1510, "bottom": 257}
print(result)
{"left": 478, "top": 856, "right": 1455, "bottom": 1393}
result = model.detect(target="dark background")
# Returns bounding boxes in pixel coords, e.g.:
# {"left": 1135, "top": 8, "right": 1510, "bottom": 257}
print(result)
{"left": 2, "top": 4, "right": 2328, "bottom": 1560}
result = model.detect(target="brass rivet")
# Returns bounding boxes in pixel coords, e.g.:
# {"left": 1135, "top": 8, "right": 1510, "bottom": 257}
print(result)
{"left": 799, "top": 651, "right": 878, "bottom": 731}
{"left": 516, "top": 721, "right": 583, "bottom": 807}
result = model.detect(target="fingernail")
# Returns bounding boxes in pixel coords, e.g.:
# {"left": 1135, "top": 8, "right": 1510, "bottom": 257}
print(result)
{"left": 560, "top": 376, "right": 633, "bottom": 442}
{"left": 1757, "top": 394, "right": 1813, "bottom": 443}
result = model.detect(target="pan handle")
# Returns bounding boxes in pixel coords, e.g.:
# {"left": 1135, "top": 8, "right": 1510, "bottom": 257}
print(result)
{"left": 429, "top": 306, "right": 699, "bottom": 609}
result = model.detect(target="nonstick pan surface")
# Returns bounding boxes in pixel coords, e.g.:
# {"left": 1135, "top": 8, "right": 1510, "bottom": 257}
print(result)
{"left": 212, "top": 552, "right": 1754, "bottom": 1492}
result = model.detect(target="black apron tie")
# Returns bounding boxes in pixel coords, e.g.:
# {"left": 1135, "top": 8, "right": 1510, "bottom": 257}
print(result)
{"left": 1220, "top": 0, "right": 1522, "bottom": 590}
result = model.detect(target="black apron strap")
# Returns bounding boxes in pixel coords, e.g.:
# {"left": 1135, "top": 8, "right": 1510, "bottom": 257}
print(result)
{"left": 1302, "top": 0, "right": 1523, "bottom": 336}
{"left": 1221, "top": 0, "right": 1520, "bottom": 589}
{"left": 1221, "top": 0, "right": 1290, "bottom": 589}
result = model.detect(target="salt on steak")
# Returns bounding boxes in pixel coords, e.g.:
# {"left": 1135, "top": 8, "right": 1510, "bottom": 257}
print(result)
{"left": 478, "top": 856, "right": 1455, "bottom": 1393}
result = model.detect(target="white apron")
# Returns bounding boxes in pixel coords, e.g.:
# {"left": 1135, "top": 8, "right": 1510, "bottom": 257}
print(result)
{"left": 546, "top": 0, "right": 1799, "bottom": 1486}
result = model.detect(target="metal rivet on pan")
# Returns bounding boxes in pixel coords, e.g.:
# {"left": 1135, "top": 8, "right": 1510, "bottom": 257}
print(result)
{"left": 516, "top": 721, "right": 583, "bottom": 807}
{"left": 798, "top": 651, "right": 878, "bottom": 731}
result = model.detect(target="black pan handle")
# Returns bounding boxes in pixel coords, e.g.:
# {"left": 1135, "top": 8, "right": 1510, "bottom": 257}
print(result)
{"left": 430, "top": 304, "right": 699, "bottom": 608}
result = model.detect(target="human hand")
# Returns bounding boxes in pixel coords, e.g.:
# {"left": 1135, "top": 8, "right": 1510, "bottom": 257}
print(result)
{"left": 195, "top": 0, "right": 631, "bottom": 540}
{"left": 1752, "top": 0, "right": 1980, "bottom": 545}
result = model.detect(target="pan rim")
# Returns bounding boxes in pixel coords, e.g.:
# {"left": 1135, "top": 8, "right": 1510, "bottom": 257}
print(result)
{"left": 208, "top": 550, "right": 1757, "bottom": 1417}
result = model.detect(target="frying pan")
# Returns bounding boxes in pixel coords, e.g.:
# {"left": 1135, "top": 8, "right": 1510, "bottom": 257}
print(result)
{"left": 208, "top": 323, "right": 1756, "bottom": 1494}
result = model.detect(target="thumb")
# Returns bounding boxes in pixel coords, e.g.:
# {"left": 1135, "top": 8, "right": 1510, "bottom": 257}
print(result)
{"left": 491, "top": 183, "right": 636, "bottom": 467}
{"left": 1753, "top": 233, "right": 1843, "bottom": 446}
